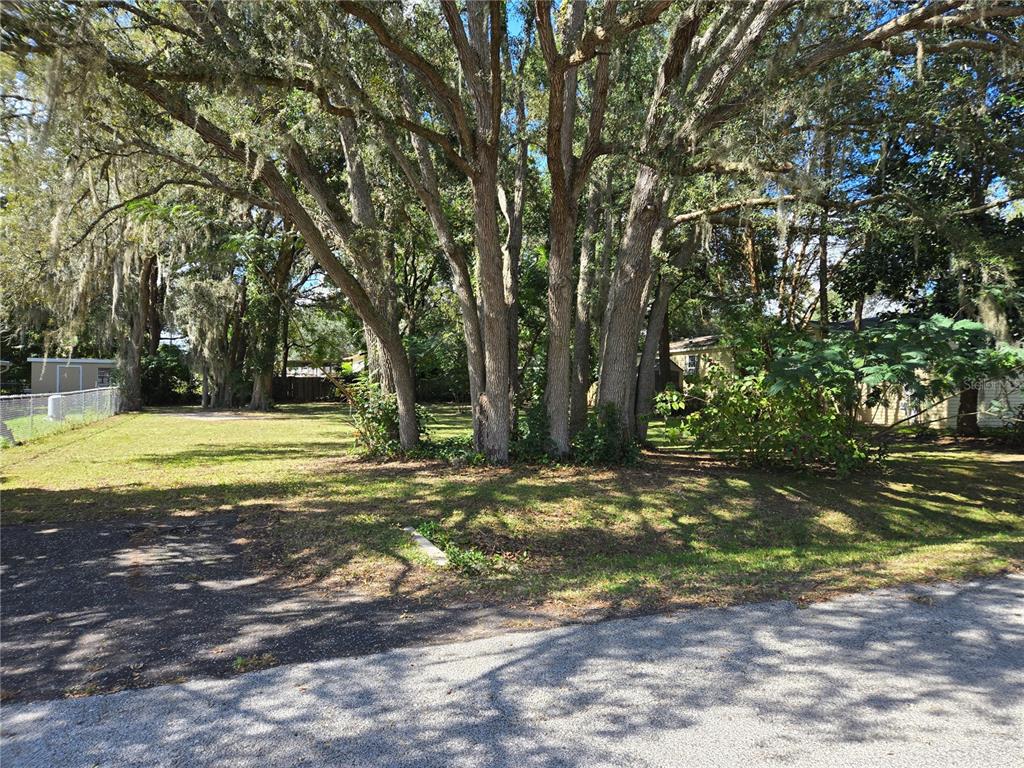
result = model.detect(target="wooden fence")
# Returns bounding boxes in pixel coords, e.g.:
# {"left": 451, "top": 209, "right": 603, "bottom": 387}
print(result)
{"left": 272, "top": 376, "right": 338, "bottom": 403}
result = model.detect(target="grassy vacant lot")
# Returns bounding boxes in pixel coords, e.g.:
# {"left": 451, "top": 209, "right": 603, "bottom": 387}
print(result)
{"left": 3, "top": 403, "right": 1022, "bottom": 616}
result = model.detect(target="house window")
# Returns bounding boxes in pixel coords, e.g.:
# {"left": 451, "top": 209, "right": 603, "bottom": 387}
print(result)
{"left": 97, "top": 368, "right": 112, "bottom": 387}
{"left": 685, "top": 355, "right": 699, "bottom": 376}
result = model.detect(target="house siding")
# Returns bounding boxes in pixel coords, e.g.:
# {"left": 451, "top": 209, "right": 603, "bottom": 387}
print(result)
{"left": 667, "top": 347, "right": 730, "bottom": 386}
{"left": 862, "top": 376, "right": 1023, "bottom": 430}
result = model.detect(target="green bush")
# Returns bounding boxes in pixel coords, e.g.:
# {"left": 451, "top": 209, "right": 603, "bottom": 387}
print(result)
{"left": 141, "top": 345, "right": 194, "bottom": 405}
{"left": 343, "top": 378, "right": 425, "bottom": 457}
{"left": 658, "top": 314, "right": 1024, "bottom": 475}
{"left": 572, "top": 404, "right": 640, "bottom": 466}
{"left": 659, "top": 365, "right": 877, "bottom": 476}
{"left": 511, "top": 400, "right": 552, "bottom": 462}
{"left": 410, "top": 436, "right": 486, "bottom": 467}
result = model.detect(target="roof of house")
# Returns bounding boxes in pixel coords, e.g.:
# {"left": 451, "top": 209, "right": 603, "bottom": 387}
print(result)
{"left": 669, "top": 316, "right": 892, "bottom": 354}
{"left": 826, "top": 316, "right": 886, "bottom": 332}
{"left": 28, "top": 357, "right": 116, "bottom": 364}
{"left": 668, "top": 334, "right": 722, "bottom": 354}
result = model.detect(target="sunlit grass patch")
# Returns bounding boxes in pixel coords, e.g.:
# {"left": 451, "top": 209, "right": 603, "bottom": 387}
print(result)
{"left": 2, "top": 402, "right": 1021, "bottom": 616}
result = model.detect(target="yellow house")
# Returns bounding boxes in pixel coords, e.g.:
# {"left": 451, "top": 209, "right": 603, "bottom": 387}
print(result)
{"left": 665, "top": 334, "right": 729, "bottom": 389}
{"left": 860, "top": 376, "right": 1024, "bottom": 430}
{"left": 29, "top": 358, "right": 116, "bottom": 394}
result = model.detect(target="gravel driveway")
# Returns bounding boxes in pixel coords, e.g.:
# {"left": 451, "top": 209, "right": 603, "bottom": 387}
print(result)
{"left": 3, "top": 574, "right": 1021, "bottom": 767}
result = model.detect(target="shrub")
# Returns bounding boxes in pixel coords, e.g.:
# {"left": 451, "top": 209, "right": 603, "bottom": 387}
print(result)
{"left": 663, "top": 314, "right": 1024, "bottom": 475}
{"left": 141, "top": 345, "right": 194, "bottom": 405}
{"left": 572, "top": 404, "right": 640, "bottom": 466}
{"left": 659, "top": 365, "right": 877, "bottom": 476}
{"left": 343, "top": 378, "right": 425, "bottom": 457}
{"left": 410, "top": 436, "right": 486, "bottom": 467}
{"left": 511, "top": 400, "right": 552, "bottom": 462}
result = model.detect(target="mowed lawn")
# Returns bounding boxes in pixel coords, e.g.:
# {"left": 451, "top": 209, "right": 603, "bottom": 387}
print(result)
{"left": 3, "top": 403, "right": 1022, "bottom": 616}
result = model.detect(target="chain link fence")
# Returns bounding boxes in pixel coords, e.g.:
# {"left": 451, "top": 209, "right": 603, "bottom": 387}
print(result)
{"left": 0, "top": 387, "right": 122, "bottom": 446}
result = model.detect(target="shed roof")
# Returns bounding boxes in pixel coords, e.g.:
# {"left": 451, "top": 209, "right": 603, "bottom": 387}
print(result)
{"left": 28, "top": 358, "right": 116, "bottom": 364}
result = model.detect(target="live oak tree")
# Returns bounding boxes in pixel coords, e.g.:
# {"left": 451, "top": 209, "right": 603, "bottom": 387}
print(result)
{"left": 592, "top": 0, "right": 1024, "bottom": 444}
{"left": 3, "top": 0, "right": 1022, "bottom": 459}
{"left": 833, "top": 45, "right": 1024, "bottom": 434}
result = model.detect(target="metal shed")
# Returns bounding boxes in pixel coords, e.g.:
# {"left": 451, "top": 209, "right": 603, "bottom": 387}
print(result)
{"left": 28, "top": 358, "right": 117, "bottom": 394}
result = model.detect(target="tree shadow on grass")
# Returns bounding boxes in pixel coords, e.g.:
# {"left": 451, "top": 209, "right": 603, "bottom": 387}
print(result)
{"left": 2, "top": 444, "right": 1020, "bottom": 704}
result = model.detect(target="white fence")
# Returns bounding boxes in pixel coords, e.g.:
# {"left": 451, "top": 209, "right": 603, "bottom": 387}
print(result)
{"left": 0, "top": 387, "right": 121, "bottom": 446}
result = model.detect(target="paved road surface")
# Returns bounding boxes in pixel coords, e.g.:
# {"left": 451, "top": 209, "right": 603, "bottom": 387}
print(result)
{"left": 3, "top": 574, "right": 1022, "bottom": 767}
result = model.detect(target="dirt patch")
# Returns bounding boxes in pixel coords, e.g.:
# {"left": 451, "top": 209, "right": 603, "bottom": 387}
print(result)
{"left": 0, "top": 517, "right": 554, "bottom": 703}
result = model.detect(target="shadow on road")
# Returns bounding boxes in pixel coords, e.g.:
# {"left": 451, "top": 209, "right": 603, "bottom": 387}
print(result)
{"left": 3, "top": 576, "right": 1021, "bottom": 767}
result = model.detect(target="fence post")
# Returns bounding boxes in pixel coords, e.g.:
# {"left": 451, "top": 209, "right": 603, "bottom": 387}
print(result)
{"left": 29, "top": 393, "right": 34, "bottom": 441}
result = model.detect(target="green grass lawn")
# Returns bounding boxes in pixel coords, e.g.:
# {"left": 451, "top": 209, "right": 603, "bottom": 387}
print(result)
{"left": 2, "top": 403, "right": 1022, "bottom": 616}
{"left": 1, "top": 409, "right": 110, "bottom": 445}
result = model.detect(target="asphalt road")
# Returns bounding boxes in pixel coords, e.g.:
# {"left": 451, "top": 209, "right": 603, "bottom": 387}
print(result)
{"left": 3, "top": 574, "right": 1021, "bottom": 767}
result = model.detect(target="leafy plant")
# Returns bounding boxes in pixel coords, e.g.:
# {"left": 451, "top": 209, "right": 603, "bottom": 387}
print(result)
{"left": 141, "top": 344, "right": 194, "bottom": 406}
{"left": 767, "top": 315, "right": 1024, "bottom": 416}
{"left": 343, "top": 378, "right": 425, "bottom": 458}
{"left": 661, "top": 315, "right": 1024, "bottom": 474}
{"left": 572, "top": 404, "right": 640, "bottom": 466}
{"left": 511, "top": 400, "right": 553, "bottom": 462}
{"left": 654, "top": 385, "right": 689, "bottom": 442}
{"left": 658, "top": 364, "right": 878, "bottom": 476}
{"left": 415, "top": 521, "right": 496, "bottom": 575}
{"left": 411, "top": 437, "right": 486, "bottom": 467}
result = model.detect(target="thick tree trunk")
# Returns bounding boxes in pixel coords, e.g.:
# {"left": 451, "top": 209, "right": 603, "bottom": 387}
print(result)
{"left": 502, "top": 53, "right": 529, "bottom": 438}
{"left": 216, "top": 274, "right": 247, "bottom": 409}
{"left": 146, "top": 263, "right": 163, "bottom": 356}
{"left": 120, "top": 253, "right": 155, "bottom": 412}
{"left": 474, "top": 156, "right": 512, "bottom": 464}
{"left": 634, "top": 287, "right": 664, "bottom": 443}
{"left": 339, "top": 115, "right": 402, "bottom": 400}
{"left": 597, "top": 165, "right": 666, "bottom": 440}
{"left": 391, "top": 76, "right": 486, "bottom": 449}
{"left": 957, "top": 387, "right": 981, "bottom": 437}
{"left": 279, "top": 304, "right": 290, "bottom": 378}
{"left": 657, "top": 318, "right": 671, "bottom": 391}
{"left": 249, "top": 371, "right": 274, "bottom": 411}
{"left": 853, "top": 296, "right": 865, "bottom": 332}
{"left": 954, "top": 169, "right": 994, "bottom": 440}
{"left": 201, "top": 365, "right": 211, "bottom": 409}
{"left": 817, "top": 206, "right": 830, "bottom": 336}
{"left": 569, "top": 187, "right": 600, "bottom": 437}
{"left": 281, "top": 140, "right": 419, "bottom": 449}
{"left": 541, "top": 0, "right": 587, "bottom": 457}
{"left": 743, "top": 224, "right": 761, "bottom": 296}
{"left": 635, "top": 233, "right": 693, "bottom": 441}
{"left": 364, "top": 322, "right": 397, "bottom": 394}
{"left": 250, "top": 233, "right": 297, "bottom": 411}
{"left": 594, "top": 168, "right": 616, "bottom": 372}
{"left": 545, "top": 193, "right": 578, "bottom": 456}
{"left": 817, "top": 136, "right": 833, "bottom": 337}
